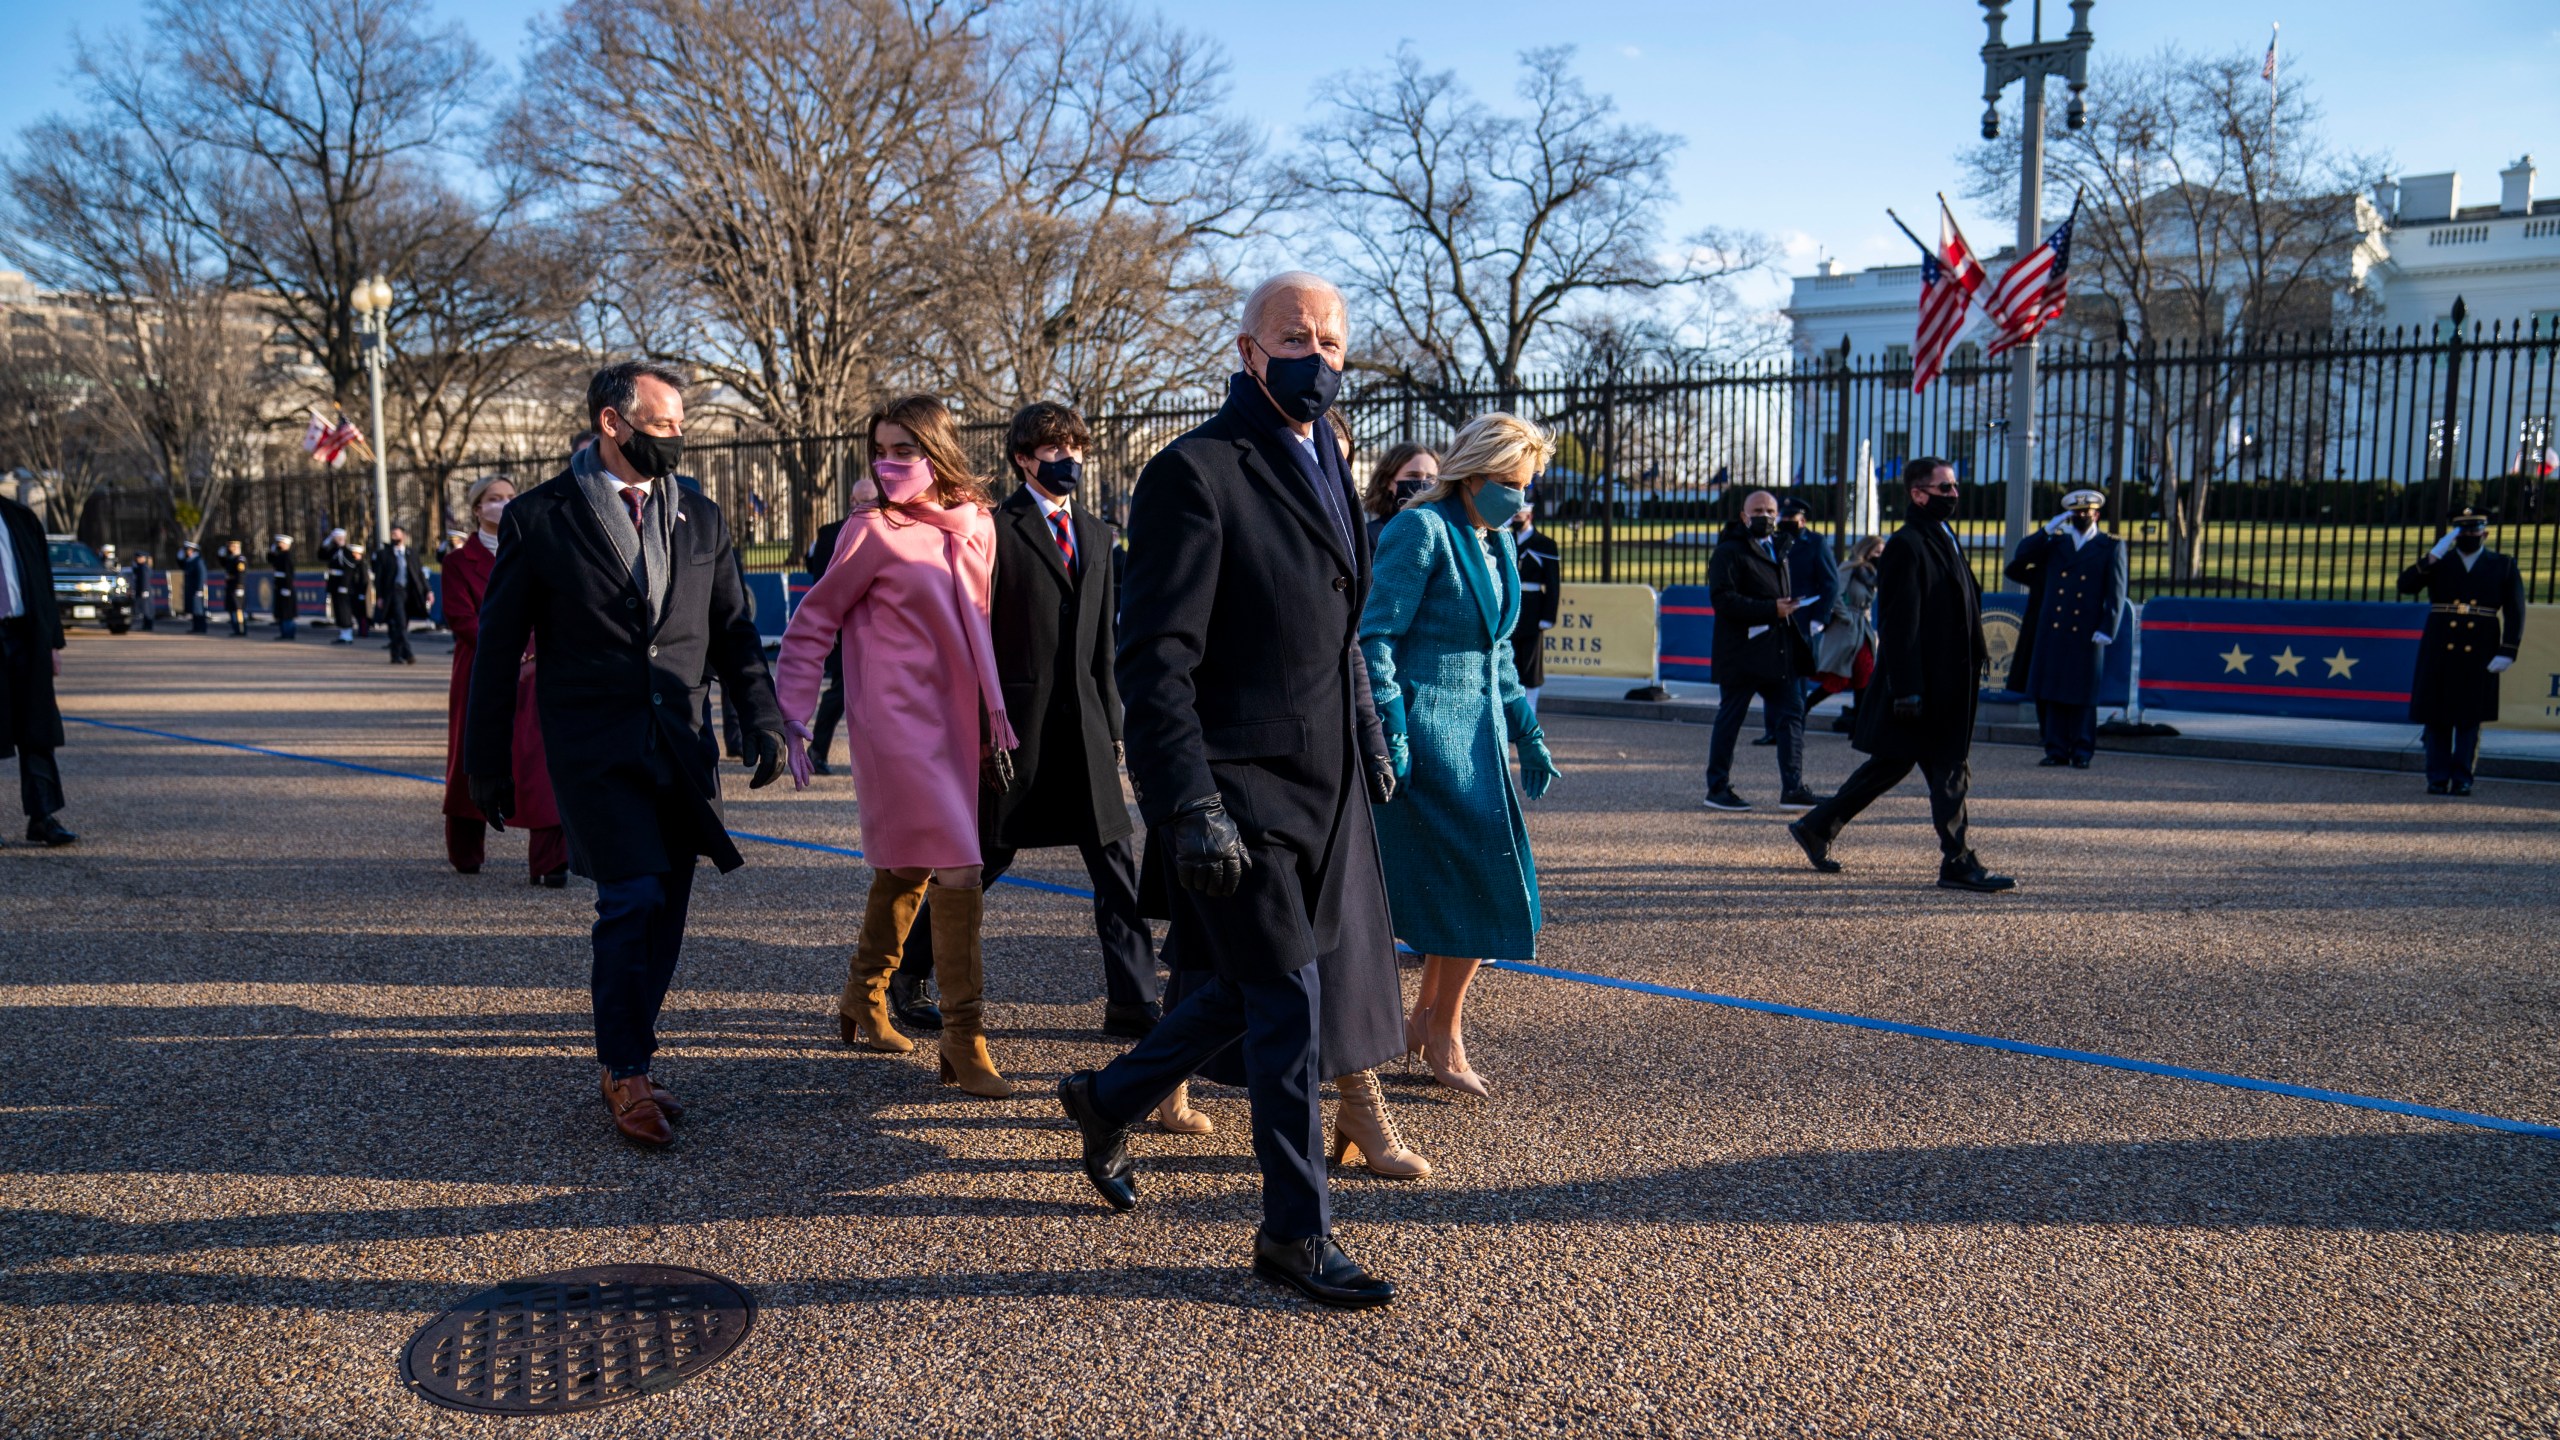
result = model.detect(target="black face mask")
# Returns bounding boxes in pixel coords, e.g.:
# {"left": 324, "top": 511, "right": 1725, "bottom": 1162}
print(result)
{"left": 2456, "top": 532, "right": 2484, "bottom": 553}
{"left": 612, "top": 420, "right": 682, "bottom": 480}
{"left": 2070, "top": 511, "right": 2096, "bottom": 532}
{"left": 1032, "top": 456, "right": 1082, "bottom": 496}
{"left": 1913, "top": 491, "right": 1958, "bottom": 523}
{"left": 1393, "top": 478, "right": 1428, "bottom": 504}
{"left": 1747, "top": 515, "right": 1776, "bottom": 538}
{"left": 1251, "top": 343, "right": 1342, "bottom": 424}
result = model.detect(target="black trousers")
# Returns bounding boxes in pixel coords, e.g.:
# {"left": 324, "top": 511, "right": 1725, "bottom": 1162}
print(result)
{"left": 382, "top": 593, "right": 413, "bottom": 661}
{"left": 2422, "top": 724, "right": 2481, "bottom": 786}
{"left": 811, "top": 647, "right": 845, "bottom": 765}
{"left": 2037, "top": 701, "right": 2097, "bottom": 762}
{"left": 1708, "top": 673, "right": 1803, "bottom": 795}
{"left": 1091, "top": 961, "right": 1328, "bottom": 1242}
{"left": 903, "top": 832, "right": 1158, "bottom": 1009}
{"left": 18, "top": 748, "right": 63, "bottom": 820}
{"left": 1798, "top": 750, "right": 1973, "bottom": 863}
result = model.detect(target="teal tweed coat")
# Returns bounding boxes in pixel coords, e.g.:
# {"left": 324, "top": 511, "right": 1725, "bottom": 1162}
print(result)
{"left": 1358, "top": 495, "right": 1541, "bottom": 960}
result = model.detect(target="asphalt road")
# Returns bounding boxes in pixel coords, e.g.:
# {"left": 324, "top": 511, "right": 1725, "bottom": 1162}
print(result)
{"left": 3, "top": 631, "right": 2554, "bottom": 1438}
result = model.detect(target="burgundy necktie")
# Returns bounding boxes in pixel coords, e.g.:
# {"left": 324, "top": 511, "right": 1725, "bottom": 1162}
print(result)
{"left": 1048, "top": 509, "right": 1077, "bottom": 573}
{"left": 621, "top": 485, "right": 648, "bottom": 529}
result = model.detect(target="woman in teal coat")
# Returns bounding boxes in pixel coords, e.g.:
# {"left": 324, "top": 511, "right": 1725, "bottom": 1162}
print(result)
{"left": 1359, "top": 412, "right": 1561, "bottom": 1099}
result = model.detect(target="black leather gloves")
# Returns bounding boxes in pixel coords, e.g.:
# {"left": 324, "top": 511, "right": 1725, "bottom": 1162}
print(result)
{"left": 1366, "top": 753, "right": 1397, "bottom": 805}
{"left": 1892, "top": 694, "right": 1924, "bottom": 724}
{"left": 747, "top": 729, "right": 785, "bottom": 789}
{"left": 470, "top": 774, "right": 516, "bottom": 829}
{"left": 1167, "top": 794, "right": 1250, "bottom": 896}
{"left": 982, "top": 747, "right": 1018, "bottom": 794}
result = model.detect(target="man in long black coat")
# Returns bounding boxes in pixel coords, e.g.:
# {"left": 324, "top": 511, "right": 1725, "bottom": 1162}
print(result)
{"left": 372, "top": 528, "right": 430, "bottom": 664}
{"left": 1703, "top": 490, "right": 1818, "bottom": 812}
{"left": 1760, "top": 496, "right": 1837, "bottom": 742}
{"left": 466, "top": 361, "right": 784, "bottom": 1148}
{"left": 0, "top": 494, "right": 74, "bottom": 844}
{"left": 903, "top": 402, "right": 1159, "bottom": 1037}
{"left": 2398, "top": 507, "right": 2528, "bottom": 795}
{"left": 1056, "top": 273, "right": 1398, "bottom": 1310}
{"left": 1789, "top": 458, "right": 2014, "bottom": 892}
{"left": 1511, "top": 497, "right": 1561, "bottom": 709}
{"left": 218, "top": 541, "right": 248, "bottom": 636}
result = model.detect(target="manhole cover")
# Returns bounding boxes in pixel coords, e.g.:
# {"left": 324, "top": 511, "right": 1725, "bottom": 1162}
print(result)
{"left": 401, "top": 1264, "right": 754, "bottom": 1415}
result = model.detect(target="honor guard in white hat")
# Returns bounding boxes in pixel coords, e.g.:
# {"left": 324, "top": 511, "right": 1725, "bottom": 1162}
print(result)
{"left": 2398, "top": 507, "right": 2525, "bottom": 795}
{"left": 2003, "top": 487, "right": 2127, "bottom": 767}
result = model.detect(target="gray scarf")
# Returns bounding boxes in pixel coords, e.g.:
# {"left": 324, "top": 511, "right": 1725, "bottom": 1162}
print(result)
{"left": 573, "top": 443, "right": 676, "bottom": 626}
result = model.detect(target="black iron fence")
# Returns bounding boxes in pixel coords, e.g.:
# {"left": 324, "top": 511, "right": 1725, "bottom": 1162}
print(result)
{"left": 75, "top": 321, "right": 2560, "bottom": 601}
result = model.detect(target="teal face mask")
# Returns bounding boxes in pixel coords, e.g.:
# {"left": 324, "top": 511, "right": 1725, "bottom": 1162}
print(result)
{"left": 1474, "top": 482, "right": 1526, "bottom": 525}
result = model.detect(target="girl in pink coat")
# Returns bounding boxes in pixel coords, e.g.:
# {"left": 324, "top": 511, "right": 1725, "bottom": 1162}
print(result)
{"left": 776, "top": 395, "right": 1020, "bottom": 1098}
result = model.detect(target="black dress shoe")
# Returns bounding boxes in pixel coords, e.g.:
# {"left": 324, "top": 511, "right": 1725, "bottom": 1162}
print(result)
{"left": 1102, "top": 1001, "right": 1161, "bottom": 1039}
{"left": 26, "top": 815, "right": 76, "bottom": 847}
{"left": 1252, "top": 1231, "right": 1395, "bottom": 1310}
{"left": 2427, "top": 780, "right": 2449, "bottom": 795}
{"left": 2038, "top": 755, "right": 2070, "bottom": 767}
{"left": 1702, "top": 788, "right": 1751, "bottom": 812}
{"left": 808, "top": 758, "right": 832, "bottom": 776}
{"left": 1779, "top": 788, "right": 1824, "bottom": 810}
{"left": 2452, "top": 781, "right": 2474, "bottom": 796}
{"left": 2069, "top": 757, "right": 2091, "bottom": 769}
{"left": 1750, "top": 733, "right": 1779, "bottom": 747}
{"left": 888, "top": 968, "right": 943, "bottom": 1031}
{"left": 1058, "top": 1071, "right": 1138, "bottom": 1211}
{"left": 1938, "top": 858, "right": 2017, "bottom": 893}
{"left": 533, "top": 868, "right": 568, "bottom": 889}
{"left": 1786, "top": 819, "right": 1841, "bottom": 873}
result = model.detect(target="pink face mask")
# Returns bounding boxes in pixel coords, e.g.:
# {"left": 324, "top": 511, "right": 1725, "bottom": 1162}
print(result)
{"left": 874, "top": 456, "right": 935, "bottom": 504}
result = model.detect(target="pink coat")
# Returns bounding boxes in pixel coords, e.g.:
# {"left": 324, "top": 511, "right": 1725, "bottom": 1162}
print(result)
{"left": 775, "top": 500, "right": 1017, "bottom": 870}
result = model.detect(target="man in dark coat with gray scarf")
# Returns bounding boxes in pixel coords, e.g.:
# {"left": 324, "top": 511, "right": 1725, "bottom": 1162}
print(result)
{"left": 1056, "top": 272, "right": 1400, "bottom": 1310}
{"left": 1788, "top": 457, "right": 2014, "bottom": 893}
{"left": 466, "top": 361, "right": 784, "bottom": 1148}
{"left": 0, "top": 493, "right": 74, "bottom": 844}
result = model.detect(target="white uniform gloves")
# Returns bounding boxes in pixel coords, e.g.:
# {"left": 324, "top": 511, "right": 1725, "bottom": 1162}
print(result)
{"left": 2488, "top": 656, "right": 2514, "bottom": 674}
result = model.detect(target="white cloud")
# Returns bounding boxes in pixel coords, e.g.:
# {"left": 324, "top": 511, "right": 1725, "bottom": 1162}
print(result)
{"left": 1621, "top": 45, "right": 1643, "bottom": 59}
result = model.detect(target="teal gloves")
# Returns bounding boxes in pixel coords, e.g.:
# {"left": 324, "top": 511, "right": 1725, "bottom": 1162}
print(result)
{"left": 1388, "top": 731, "right": 1411, "bottom": 781}
{"left": 1519, "top": 730, "right": 1559, "bottom": 800}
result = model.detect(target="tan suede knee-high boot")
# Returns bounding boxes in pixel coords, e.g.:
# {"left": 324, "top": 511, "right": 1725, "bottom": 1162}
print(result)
{"left": 927, "top": 881, "right": 1012, "bottom": 1097}
{"left": 840, "top": 870, "right": 928, "bottom": 1054}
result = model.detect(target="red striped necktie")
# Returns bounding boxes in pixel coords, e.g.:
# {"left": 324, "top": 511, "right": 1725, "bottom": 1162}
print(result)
{"left": 1048, "top": 508, "right": 1077, "bottom": 573}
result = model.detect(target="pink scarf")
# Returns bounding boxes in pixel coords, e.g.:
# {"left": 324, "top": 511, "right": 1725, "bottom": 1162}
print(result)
{"left": 841, "top": 502, "right": 1018, "bottom": 752}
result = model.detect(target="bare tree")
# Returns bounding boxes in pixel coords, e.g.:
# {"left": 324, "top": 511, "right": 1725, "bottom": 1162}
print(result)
{"left": 1961, "top": 45, "right": 2385, "bottom": 579}
{"left": 1288, "top": 45, "right": 1770, "bottom": 393}
{"left": 519, "top": 0, "right": 994, "bottom": 554}
{"left": 3, "top": 114, "right": 274, "bottom": 547}
{"left": 921, "top": 0, "right": 1268, "bottom": 417}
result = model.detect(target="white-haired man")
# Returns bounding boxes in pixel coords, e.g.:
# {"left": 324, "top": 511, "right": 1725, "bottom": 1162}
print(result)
{"left": 1057, "top": 272, "right": 1400, "bottom": 1309}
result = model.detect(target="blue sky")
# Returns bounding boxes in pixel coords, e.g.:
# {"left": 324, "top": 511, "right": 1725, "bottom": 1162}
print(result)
{"left": 6, "top": 0, "right": 2556, "bottom": 312}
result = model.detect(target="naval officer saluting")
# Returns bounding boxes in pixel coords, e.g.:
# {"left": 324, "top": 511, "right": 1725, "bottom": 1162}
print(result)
{"left": 2003, "top": 487, "right": 2128, "bottom": 768}
{"left": 2397, "top": 506, "right": 2526, "bottom": 796}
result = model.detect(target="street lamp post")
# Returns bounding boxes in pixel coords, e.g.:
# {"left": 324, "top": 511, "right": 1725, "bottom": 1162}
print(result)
{"left": 352, "top": 275, "right": 394, "bottom": 543}
{"left": 1978, "top": 0, "right": 2093, "bottom": 571}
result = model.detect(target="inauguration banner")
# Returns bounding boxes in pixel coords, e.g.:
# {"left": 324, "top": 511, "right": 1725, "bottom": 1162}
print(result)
{"left": 2137, "top": 598, "right": 2422, "bottom": 724}
{"left": 1658, "top": 585, "right": 1712, "bottom": 682}
{"left": 2495, "top": 603, "right": 2560, "bottom": 731}
{"left": 1547, "top": 583, "right": 1659, "bottom": 681}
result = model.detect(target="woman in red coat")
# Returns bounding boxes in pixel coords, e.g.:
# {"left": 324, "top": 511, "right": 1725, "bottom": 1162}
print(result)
{"left": 439, "top": 477, "right": 569, "bottom": 883}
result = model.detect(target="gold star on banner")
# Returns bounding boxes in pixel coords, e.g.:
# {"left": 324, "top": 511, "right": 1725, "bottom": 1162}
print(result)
{"left": 2220, "top": 645, "right": 2253, "bottom": 673}
{"left": 2325, "top": 649, "right": 2360, "bottom": 679}
{"left": 2271, "top": 647, "right": 2305, "bottom": 676}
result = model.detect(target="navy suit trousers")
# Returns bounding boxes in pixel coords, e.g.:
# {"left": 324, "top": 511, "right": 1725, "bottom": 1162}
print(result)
{"left": 591, "top": 856, "right": 697, "bottom": 1075}
{"left": 1091, "top": 962, "right": 1328, "bottom": 1242}
{"left": 2037, "top": 701, "right": 2097, "bottom": 762}
{"left": 2423, "top": 724, "right": 2481, "bottom": 786}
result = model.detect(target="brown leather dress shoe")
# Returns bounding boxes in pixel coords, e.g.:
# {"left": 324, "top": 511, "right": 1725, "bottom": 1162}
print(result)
{"left": 648, "top": 1078, "right": 684, "bottom": 1122}
{"left": 601, "top": 1072, "right": 672, "bottom": 1148}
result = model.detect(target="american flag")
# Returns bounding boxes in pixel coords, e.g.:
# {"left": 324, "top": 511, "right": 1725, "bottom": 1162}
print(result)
{"left": 1908, "top": 200, "right": 1987, "bottom": 392}
{"left": 302, "top": 409, "right": 367, "bottom": 466}
{"left": 1982, "top": 204, "right": 2078, "bottom": 357}
{"left": 2261, "top": 23, "right": 2279, "bottom": 101}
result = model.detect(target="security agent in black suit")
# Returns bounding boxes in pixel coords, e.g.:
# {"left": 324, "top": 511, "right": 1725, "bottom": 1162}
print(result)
{"left": 372, "top": 528, "right": 431, "bottom": 664}
{"left": 0, "top": 495, "right": 75, "bottom": 844}
{"left": 1510, "top": 498, "right": 1561, "bottom": 707}
{"left": 466, "top": 361, "right": 784, "bottom": 1149}
{"left": 1760, "top": 496, "right": 1837, "bottom": 741}
{"left": 1703, "top": 490, "right": 1819, "bottom": 812}
{"left": 902, "top": 402, "right": 1161, "bottom": 1038}
{"left": 801, "top": 519, "right": 848, "bottom": 777}
{"left": 177, "top": 542, "right": 210, "bottom": 632}
{"left": 1788, "top": 458, "right": 2014, "bottom": 893}
{"left": 1056, "top": 273, "right": 1398, "bottom": 1310}
{"left": 219, "top": 541, "right": 248, "bottom": 635}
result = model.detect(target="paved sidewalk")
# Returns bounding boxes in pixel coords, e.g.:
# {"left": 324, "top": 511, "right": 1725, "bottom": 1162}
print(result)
{"left": 1539, "top": 676, "right": 2560, "bottom": 781}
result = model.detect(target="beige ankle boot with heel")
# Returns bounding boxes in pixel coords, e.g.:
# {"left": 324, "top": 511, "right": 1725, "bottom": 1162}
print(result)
{"left": 1331, "top": 1069, "right": 1430, "bottom": 1179}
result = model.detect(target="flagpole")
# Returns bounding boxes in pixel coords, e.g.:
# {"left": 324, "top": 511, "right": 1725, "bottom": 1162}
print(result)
{"left": 2004, "top": 68, "right": 2045, "bottom": 568}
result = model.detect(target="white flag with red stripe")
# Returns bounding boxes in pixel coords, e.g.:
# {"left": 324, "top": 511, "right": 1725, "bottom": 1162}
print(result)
{"left": 1909, "top": 199, "right": 1987, "bottom": 392}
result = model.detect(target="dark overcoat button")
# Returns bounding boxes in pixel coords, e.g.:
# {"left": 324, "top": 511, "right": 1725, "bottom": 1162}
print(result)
{"left": 1332, "top": 576, "right": 1350, "bottom": 591}
{"left": 625, "top": 596, "right": 640, "bottom": 609}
